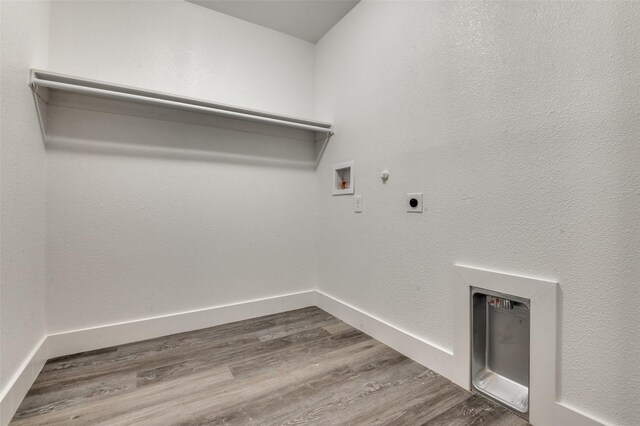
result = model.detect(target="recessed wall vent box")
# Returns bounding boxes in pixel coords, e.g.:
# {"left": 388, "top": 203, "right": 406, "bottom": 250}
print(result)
{"left": 333, "top": 161, "right": 354, "bottom": 195}
{"left": 471, "top": 287, "right": 530, "bottom": 420}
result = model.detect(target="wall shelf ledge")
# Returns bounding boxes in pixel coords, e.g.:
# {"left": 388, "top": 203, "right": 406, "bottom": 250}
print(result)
{"left": 29, "top": 69, "right": 334, "bottom": 165}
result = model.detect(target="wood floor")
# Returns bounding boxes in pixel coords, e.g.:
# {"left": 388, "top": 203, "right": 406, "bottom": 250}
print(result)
{"left": 12, "top": 307, "right": 529, "bottom": 425}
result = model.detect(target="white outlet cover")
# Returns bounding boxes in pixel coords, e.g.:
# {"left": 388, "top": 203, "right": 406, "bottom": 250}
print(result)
{"left": 406, "top": 193, "right": 423, "bottom": 212}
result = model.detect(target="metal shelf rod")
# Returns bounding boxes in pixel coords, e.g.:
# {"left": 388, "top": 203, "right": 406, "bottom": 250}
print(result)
{"left": 30, "top": 76, "right": 333, "bottom": 134}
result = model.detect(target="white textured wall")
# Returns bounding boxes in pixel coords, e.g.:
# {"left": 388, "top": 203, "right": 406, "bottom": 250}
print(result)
{"left": 0, "top": 0, "right": 50, "bottom": 391}
{"left": 45, "top": 0, "right": 317, "bottom": 333}
{"left": 48, "top": 0, "right": 314, "bottom": 118}
{"left": 315, "top": 2, "right": 639, "bottom": 425}
{"left": 5, "top": 2, "right": 638, "bottom": 424}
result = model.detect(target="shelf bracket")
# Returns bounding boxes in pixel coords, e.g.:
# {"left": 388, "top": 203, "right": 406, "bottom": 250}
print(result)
{"left": 315, "top": 131, "right": 334, "bottom": 167}
{"left": 29, "top": 82, "right": 47, "bottom": 144}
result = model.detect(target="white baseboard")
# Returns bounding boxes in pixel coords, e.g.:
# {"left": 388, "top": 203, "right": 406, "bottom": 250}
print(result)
{"left": 47, "top": 290, "right": 316, "bottom": 359}
{"left": 315, "top": 290, "right": 606, "bottom": 426}
{"left": 1, "top": 289, "right": 607, "bottom": 426}
{"left": 314, "top": 290, "right": 454, "bottom": 379}
{"left": 555, "top": 402, "right": 610, "bottom": 426}
{"left": 0, "top": 336, "right": 49, "bottom": 426}
{"left": 1, "top": 290, "right": 314, "bottom": 426}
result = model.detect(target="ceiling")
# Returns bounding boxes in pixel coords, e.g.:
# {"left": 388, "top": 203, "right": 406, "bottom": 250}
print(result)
{"left": 186, "top": 0, "right": 360, "bottom": 43}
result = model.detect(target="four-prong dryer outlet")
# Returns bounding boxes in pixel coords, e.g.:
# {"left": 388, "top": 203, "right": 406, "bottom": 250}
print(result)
{"left": 406, "top": 193, "right": 423, "bottom": 212}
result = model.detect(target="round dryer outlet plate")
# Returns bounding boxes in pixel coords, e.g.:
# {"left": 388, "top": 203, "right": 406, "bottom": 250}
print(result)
{"left": 406, "top": 192, "right": 423, "bottom": 212}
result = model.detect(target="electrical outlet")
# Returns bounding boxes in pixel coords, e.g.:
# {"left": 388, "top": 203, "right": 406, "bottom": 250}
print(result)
{"left": 355, "top": 195, "right": 362, "bottom": 213}
{"left": 406, "top": 193, "right": 423, "bottom": 213}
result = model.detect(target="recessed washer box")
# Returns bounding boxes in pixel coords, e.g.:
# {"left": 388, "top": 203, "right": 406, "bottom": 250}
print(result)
{"left": 471, "top": 287, "right": 530, "bottom": 420}
{"left": 333, "top": 161, "right": 354, "bottom": 195}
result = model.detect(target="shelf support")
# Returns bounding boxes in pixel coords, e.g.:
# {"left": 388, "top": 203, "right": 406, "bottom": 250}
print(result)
{"left": 29, "top": 84, "right": 47, "bottom": 143}
{"left": 315, "top": 131, "right": 334, "bottom": 167}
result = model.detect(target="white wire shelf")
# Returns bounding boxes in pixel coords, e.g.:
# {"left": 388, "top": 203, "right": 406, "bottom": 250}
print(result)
{"left": 29, "top": 69, "right": 334, "bottom": 135}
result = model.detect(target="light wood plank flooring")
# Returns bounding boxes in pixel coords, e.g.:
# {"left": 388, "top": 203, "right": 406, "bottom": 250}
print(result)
{"left": 11, "top": 307, "right": 529, "bottom": 425}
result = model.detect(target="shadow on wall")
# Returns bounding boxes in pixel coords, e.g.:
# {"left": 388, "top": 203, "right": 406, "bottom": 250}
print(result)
{"left": 40, "top": 92, "right": 321, "bottom": 170}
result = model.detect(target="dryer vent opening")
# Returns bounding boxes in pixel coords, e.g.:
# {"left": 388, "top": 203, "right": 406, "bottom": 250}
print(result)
{"left": 471, "top": 288, "right": 530, "bottom": 420}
